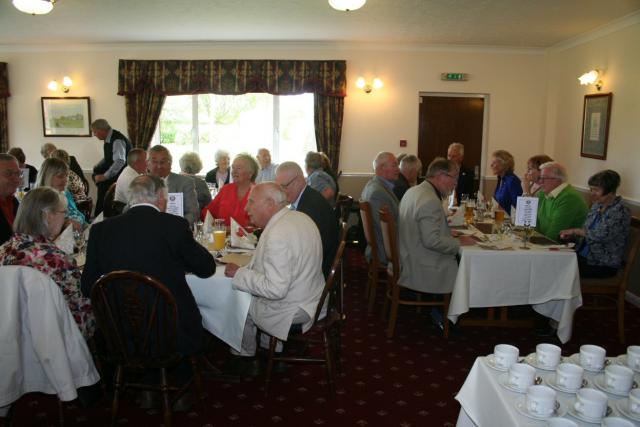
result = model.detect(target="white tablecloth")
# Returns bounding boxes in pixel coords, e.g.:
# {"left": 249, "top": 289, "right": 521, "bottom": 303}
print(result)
{"left": 447, "top": 246, "right": 582, "bottom": 343}
{"left": 455, "top": 356, "right": 638, "bottom": 427}
{"left": 186, "top": 269, "right": 251, "bottom": 352}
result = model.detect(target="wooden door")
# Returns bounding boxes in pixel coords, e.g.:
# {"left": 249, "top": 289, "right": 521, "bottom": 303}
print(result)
{"left": 417, "top": 96, "right": 484, "bottom": 192}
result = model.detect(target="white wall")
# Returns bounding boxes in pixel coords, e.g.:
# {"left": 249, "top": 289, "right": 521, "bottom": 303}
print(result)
{"left": 0, "top": 42, "right": 546, "bottom": 180}
{"left": 545, "top": 17, "right": 640, "bottom": 202}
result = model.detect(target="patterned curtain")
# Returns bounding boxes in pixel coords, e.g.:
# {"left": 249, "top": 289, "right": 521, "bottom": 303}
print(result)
{"left": 0, "top": 63, "right": 9, "bottom": 152}
{"left": 118, "top": 59, "right": 347, "bottom": 166}
{"left": 124, "top": 91, "right": 166, "bottom": 150}
{"left": 314, "top": 94, "right": 344, "bottom": 171}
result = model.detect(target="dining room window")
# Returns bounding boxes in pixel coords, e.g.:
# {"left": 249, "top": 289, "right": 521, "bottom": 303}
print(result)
{"left": 151, "top": 93, "right": 316, "bottom": 174}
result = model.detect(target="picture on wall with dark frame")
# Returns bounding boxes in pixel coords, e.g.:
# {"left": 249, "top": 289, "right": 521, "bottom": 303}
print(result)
{"left": 41, "top": 96, "right": 92, "bottom": 137}
{"left": 580, "top": 93, "right": 612, "bottom": 160}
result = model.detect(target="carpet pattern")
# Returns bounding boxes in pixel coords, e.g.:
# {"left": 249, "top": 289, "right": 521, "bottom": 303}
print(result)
{"left": 5, "top": 246, "right": 639, "bottom": 426}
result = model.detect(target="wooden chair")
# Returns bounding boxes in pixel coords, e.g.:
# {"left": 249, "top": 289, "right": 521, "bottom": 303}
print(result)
{"left": 76, "top": 199, "right": 93, "bottom": 222}
{"left": 580, "top": 216, "right": 640, "bottom": 343}
{"left": 90, "top": 271, "right": 205, "bottom": 427}
{"left": 359, "top": 200, "right": 387, "bottom": 312}
{"left": 379, "top": 209, "right": 450, "bottom": 339}
{"left": 335, "top": 193, "right": 354, "bottom": 225}
{"left": 263, "top": 240, "right": 347, "bottom": 397}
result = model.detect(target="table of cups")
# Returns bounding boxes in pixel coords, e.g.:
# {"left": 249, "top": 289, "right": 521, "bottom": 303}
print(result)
{"left": 484, "top": 343, "right": 640, "bottom": 425}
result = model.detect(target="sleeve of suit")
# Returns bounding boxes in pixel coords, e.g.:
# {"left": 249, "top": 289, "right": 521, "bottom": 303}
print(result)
{"left": 417, "top": 197, "right": 459, "bottom": 255}
{"left": 232, "top": 234, "right": 293, "bottom": 300}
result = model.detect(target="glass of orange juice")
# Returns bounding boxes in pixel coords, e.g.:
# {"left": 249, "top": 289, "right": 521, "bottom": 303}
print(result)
{"left": 212, "top": 219, "right": 226, "bottom": 251}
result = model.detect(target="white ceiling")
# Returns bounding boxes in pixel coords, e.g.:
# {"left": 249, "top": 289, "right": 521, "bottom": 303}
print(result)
{"left": 0, "top": 0, "right": 639, "bottom": 48}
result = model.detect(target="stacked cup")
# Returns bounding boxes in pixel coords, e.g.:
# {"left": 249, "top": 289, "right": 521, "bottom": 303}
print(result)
{"left": 579, "top": 344, "right": 606, "bottom": 372}
{"left": 573, "top": 388, "right": 609, "bottom": 422}
{"left": 491, "top": 344, "right": 519, "bottom": 371}
{"left": 535, "top": 343, "right": 561, "bottom": 370}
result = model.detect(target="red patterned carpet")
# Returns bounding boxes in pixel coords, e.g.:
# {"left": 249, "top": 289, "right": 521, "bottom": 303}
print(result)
{"left": 6, "top": 246, "right": 639, "bottom": 426}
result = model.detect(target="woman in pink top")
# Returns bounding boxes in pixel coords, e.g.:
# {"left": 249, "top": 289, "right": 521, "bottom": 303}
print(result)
{"left": 202, "top": 153, "right": 258, "bottom": 227}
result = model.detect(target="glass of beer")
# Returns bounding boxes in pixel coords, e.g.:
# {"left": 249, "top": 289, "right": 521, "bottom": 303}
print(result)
{"left": 212, "top": 219, "right": 226, "bottom": 252}
{"left": 464, "top": 201, "right": 475, "bottom": 225}
{"left": 494, "top": 209, "right": 505, "bottom": 224}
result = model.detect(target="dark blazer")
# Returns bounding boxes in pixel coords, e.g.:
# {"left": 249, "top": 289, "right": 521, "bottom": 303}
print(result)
{"left": 81, "top": 205, "right": 215, "bottom": 355}
{"left": 0, "top": 197, "right": 19, "bottom": 245}
{"left": 204, "top": 167, "right": 230, "bottom": 188}
{"left": 455, "top": 164, "right": 475, "bottom": 205}
{"left": 393, "top": 173, "right": 410, "bottom": 201}
{"left": 25, "top": 164, "right": 38, "bottom": 189}
{"left": 297, "top": 186, "right": 339, "bottom": 279}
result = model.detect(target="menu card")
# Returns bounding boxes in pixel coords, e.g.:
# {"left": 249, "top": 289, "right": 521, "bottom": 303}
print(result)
{"left": 514, "top": 196, "right": 538, "bottom": 227}
{"left": 166, "top": 192, "right": 184, "bottom": 218}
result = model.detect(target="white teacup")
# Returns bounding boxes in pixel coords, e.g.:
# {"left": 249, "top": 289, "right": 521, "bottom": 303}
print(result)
{"left": 555, "top": 363, "right": 584, "bottom": 391}
{"left": 493, "top": 344, "right": 519, "bottom": 370}
{"left": 547, "top": 417, "right": 578, "bottom": 427}
{"left": 525, "top": 385, "right": 556, "bottom": 417}
{"left": 507, "top": 363, "right": 536, "bottom": 391}
{"left": 604, "top": 365, "right": 634, "bottom": 394}
{"left": 536, "top": 343, "right": 561, "bottom": 369}
{"left": 574, "top": 388, "right": 608, "bottom": 421}
{"left": 626, "top": 345, "right": 640, "bottom": 371}
{"left": 580, "top": 344, "right": 606, "bottom": 371}
{"left": 628, "top": 388, "right": 640, "bottom": 416}
{"left": 601, "top": 417, "right": 636, "bottom": 427}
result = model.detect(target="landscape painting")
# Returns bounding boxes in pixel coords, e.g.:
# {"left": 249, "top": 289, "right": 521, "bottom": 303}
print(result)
{"left": 41, "top": 97, "right": 92, "bottom": 137}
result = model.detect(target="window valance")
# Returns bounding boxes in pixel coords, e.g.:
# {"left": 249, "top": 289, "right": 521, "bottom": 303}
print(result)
{"left": 117, "top": 59, "right": 347, "bottom": 97}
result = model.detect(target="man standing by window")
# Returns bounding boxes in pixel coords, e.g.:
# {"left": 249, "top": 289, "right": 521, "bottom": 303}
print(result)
{"left": 91, "top": 119, "right": 132, "bottom": 216}
{"left": 255, "top": 148, "right": 278, "bottom": 183}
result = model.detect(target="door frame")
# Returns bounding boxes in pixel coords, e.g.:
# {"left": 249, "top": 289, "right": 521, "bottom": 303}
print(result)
{"left": 418, "top": 92, "right": 490, "bottom": 194}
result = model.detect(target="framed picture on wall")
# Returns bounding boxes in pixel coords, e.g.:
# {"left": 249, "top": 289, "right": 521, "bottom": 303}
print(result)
{"left": 41, "top": 97, "right": 92, "bottom": 137}
{"left": 580, "top": 93, "right": 612, "bottom": 160}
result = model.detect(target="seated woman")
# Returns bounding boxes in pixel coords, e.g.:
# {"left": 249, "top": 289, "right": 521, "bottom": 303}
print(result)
{"left": 560, "top": 170, "right": 631, "bottom": 278}
{"left": 490, "top": 149, "right": 522, "bottom": 212}
{"left": 523, "top": 154, "right": 553, "bottom": 197}
{"left": 305, "top": 151, "right": 337, "bottom": 207}
{"left": 50, "top": 149, "right": 92, "bottom": 205}
{"left": 180, "top": 152, "right": 212, "bottom": 211}
{"left": 204, "top": 149, "right": 231, "bottom": 189}
{"left": 202, "top": 153, "right": 258, "bottom": 227}
{"left": 0, "top": 187, "right": 95, "bottom": 339}
{"left": 37, "top": 158, "right": 87, "bottom": 231}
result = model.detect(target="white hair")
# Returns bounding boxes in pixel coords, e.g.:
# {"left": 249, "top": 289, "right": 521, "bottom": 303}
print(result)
{"left": 540, "top": 161, "right": 568, "bottom": 183}
{"left": 373, "top": 152, "right": 394, "bottom": 171}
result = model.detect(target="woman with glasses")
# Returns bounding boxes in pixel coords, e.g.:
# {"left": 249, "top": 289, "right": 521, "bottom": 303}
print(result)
{"left": 559, "top": 170, "right": 630, "bottom": 278}
{"left": 490, "top": 149, "right": 522, "bottom": 212}
{"left": 523, "top": 154, "right": 553, "bottom": 197}
{"left": 0, "top": 187, "right": 95, "bottom": 339}
{"left": 37, "top": 158, "right": 86, "bottom": 231}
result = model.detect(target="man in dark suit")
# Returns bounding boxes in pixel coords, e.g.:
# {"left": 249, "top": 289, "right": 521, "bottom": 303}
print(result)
{"left": 275, "top": 161, "right": 338, "bottom": 279}
{"left": 81, "top": 174, "right": 215, "bottom": 357}
{"left": 393, "top": 154, "right": 422, "bottom": 201}
{"left": 447, "top": 143, "right": 475, "bottom": 205}
{"left": 0, "top": 154, "right": 21, "bottom": 245}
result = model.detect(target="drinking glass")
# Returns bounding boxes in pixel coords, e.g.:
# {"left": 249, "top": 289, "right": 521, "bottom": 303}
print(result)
{"left": 212, "top": 219, "right": 226, "bottom": 252}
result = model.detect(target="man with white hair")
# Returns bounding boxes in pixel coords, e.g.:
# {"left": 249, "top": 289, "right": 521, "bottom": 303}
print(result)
{"left": 114, "top": 148, "right": 147, "bottom": 204}
{"left": 255, "top": 148, "right": 278, "bottom": 183}
{"left": 360, "top": 151, "right": 400, "bottom": 264}
{"left": 393, "top": 154, "right": 422, "bottom": 201}
{"left": 224, "top": 182, "right": 324, "bottom": 362}
{"left": 447, "top": 143, "right": 475, "bottom": 205}
{"left": 536, "top": 161, "right": 588, "bottom": 241}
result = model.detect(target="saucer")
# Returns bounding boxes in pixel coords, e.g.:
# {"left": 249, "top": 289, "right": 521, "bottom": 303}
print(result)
{"left": 544, "top": 375, "right": 586, "bottom": 394}
{"left": 614, "top": 399, "right": 640, "bottom": 422}
{"left": 514, "top": 396, "right": 566, "bottom": 421}
{"left": 498, "top": 373, "right": 528, "bottom": 393}
{"left": 567, "top": 405, "right": 609, "bottom": 424}
{"left": 485, "top": 354, "right": 509, "bottom": 372}
{"left": 594, "top": 374, "right": 632, "bottom": 397}
{"left": 567, "top": 353, "right": 608, "bottom": 373}
{"left": 615, "top": 355, "right": 640, "bottom": 373}
{"left": 525, "top": 352, "right": 560, "bottom": 371}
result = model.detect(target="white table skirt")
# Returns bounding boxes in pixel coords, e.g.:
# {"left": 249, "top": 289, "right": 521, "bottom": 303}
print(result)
{"left": 455, "top": 356, "right": 637, "bottom": 427}
{"left": 447, "top": 246, "right": 582, "bottom": 343}
{"left": 186, "top": 269, "right": 251, "bottom": 352}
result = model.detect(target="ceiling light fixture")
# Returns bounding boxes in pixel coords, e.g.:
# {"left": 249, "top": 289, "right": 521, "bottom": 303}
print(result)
{"left": 12, "top": 0, "right": 55, "bottom": 15}
{"left": 329, "top": 0, "right": 366, "bottom": 12}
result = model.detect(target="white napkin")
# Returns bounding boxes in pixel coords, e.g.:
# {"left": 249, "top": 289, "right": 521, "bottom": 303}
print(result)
{"left": 448, "top": 207, "right": 465, "bottom": 226}
{"left": 204, "top": 210, "right": 214, "bottom": 232}
{"left": 54, "top": 225, "right": 75, "bottom": 255}
{"left": 230, "top": 217, "right": 257, "bottom": 249}
{"left": 477, "top": 191, "right": 485, "bottom": 205}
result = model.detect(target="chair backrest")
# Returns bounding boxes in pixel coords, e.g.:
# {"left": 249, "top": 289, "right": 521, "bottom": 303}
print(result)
{"left": 379, "top": 208, "right": 400, "bottom": 280}
{"left": 76, "top": 199, "right": 93, "bottom": 222}
{"left": 359, "top": 200, "right": 379, "bottom": 264}
{"left": 335, "top": 193, "right": 354, "bottom": 224}
{"left": 102, "top": 182, "right": 120, "bottom": 217}
{"left": 90, "top": 270, "right": 180, "bottom": 367}
{"left": 312, "top": 240, "right": 347, "bottom": 324}
{"left": 621, "top": 216, "right": 640, "bottom": 286}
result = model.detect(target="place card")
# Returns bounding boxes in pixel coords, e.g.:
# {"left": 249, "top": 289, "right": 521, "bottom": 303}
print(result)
{"left": 166, "top": 192, "right": 184, "bottom": 218}
{"left": 515, "top": 196, "right": 538, "bottom": 227}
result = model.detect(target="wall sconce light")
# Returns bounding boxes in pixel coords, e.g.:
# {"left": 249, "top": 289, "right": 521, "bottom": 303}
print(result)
{"left": 48, "top": 76, "right": 73, "bottom": 93}
{"left": 13, "top": 0, "right": 55, "bottom": 15}
{"left": 578, "top": 69, "right": 603, "bottom": 91}
{"left": 328, "top": 0, "right": 366, "bottom": 12}
{"left": 356, "top": 77, "right": 383, "bottom": 93}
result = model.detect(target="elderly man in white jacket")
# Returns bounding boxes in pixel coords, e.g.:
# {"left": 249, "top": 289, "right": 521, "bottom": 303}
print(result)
{"left": 224, "top": 182, "right": 325, "bottom": 360}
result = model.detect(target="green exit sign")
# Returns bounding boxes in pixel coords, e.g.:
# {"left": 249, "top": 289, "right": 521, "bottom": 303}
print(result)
{"left": 441, "top": 73, "right": 468, "bottom": 81}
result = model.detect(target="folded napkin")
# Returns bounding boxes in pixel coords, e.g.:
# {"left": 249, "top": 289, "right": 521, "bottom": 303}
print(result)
{"left": 448, "top": 206, "right": 465, "bottom": 226}
{"left": 230, "top": 217, "right": 257, "bottom": 249}
{"left": 218, "top": 252, "right": 252, "bottom": 267}
{"left": 54, "top": 225, "right": 75, "bottom": 255}
{"left": 204, "top": 210, "right": 214, "bottom": 232}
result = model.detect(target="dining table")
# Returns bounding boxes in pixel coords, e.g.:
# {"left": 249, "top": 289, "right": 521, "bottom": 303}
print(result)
{"left": 447, "top": 222, "right": 582, "bottom": 343}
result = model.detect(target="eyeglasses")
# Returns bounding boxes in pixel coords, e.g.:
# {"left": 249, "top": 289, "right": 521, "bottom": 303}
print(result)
{"left": 280, "top": 176, "right": 297, "bottom": 189}
{"left": 1, "top": 170, "right": 24, "bottom": 178}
